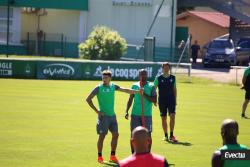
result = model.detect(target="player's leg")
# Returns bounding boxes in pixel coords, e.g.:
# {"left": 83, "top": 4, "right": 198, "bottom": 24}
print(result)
{"left": 168, "top": 102, "right": 177, "bottom": 142}
{"left": 145, "top": 116, "right": 152, "bottom": 151}
{"left": 96, "top": 115, "right": 108, "bottom": 163}
{"left": 109, "top": 116, "right": 119, "bottom": 163}
{"left": 97, "top": 134, "right": 106, "bottom": 163}
{"left": 242, "top": 91, "right": 250, "bottom": 117}
{"left": 159, "top": 103, "right": 168, "bottom": 140}
{"left": 130, "top": 115, "right": 141, "bottom": 153}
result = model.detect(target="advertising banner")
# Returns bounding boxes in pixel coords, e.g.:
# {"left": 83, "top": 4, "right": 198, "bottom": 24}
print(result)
{"left": 0, "top": 60, "right": 36, "bottom": 78}
{"left": 81, "top": 62, "right": 162, "bottom": 81}
{"left": 37, "top": 61, "right": 82, "bottom": 80}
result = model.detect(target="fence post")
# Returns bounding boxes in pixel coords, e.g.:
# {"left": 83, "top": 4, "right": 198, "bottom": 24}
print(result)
{"left": 188, "top": 64, "right": 192, "bottom": 82}
{"left": 43, "top": 33, "right": 46, "bottom": 56}
{"left": 27, "top": 32, "right": 30, "bottom": 55}
{"left": 64, "top": 36, "right": 67, "bottom": 58}
{"left": 61, "top": 34, "right": 64, "bottom": 57}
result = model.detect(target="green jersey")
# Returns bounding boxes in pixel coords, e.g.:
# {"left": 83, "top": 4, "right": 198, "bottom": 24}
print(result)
{"left": 244, "top": 67, "right": 250, "bottom": 77}
{"left": 219, "top": 144, "right": 250, "bottom": 167}
{"left": 93, "top": 83, "right": 119, "bottom": 116}
{"left": 131, "top": 81, "right": 156, "bottom": 116}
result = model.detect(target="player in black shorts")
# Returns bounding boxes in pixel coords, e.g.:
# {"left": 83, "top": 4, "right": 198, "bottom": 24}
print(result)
{"left": 241, "top": 67, "right": 250, "bottom": 118}
{"left": 154, "top": 62, "right": 177, "bottom": 142}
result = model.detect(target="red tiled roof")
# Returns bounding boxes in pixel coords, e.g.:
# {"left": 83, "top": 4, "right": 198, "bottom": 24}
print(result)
{"left": 177, "top": 11, "right": 230, "bottom": 28}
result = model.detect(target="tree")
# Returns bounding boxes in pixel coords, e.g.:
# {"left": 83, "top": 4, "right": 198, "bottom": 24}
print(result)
{"left": 79, "top": 26, "right": 127, "bottom": 60}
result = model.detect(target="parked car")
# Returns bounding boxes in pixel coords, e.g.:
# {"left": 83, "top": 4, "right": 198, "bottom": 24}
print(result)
{"left": 203, "top": 39, "right": 236, "bottom": 67}
{"left": 236, "top": 38, "right": 250, "bottom": 65}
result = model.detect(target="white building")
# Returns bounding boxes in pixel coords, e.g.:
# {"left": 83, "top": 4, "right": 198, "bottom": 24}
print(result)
{"left": 0, "top": 0, "right": 177, "bottom": 59}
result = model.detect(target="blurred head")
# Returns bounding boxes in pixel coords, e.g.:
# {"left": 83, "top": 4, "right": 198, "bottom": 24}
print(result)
{"left": 131, "top": 126, "right": 151, "bottom": 154}
{"left": 194, "top": 40, "right": 198, "bottom": 44}
{"left": 102, "top": 70, "right": 112, "bottom": 85}
{"left": 162, "top": 62, "right": 170, "bottom": 75}
{"left": 221, "top": 119, "right": 239, "bottom": 145}
{"left": 139, "top": 69, "right": 148, "bottom": 84}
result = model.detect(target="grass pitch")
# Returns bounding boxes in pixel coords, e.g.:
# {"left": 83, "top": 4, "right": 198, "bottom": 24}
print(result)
{"left": 0, "top": 78, "right": 249, "bottom": 167}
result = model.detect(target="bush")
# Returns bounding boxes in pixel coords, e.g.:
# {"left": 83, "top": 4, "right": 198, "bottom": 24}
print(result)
{"left": 79, "top": 26, "right": 127, "bottom": 60}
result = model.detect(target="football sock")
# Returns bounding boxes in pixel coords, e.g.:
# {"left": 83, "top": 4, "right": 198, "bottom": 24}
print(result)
{"left": 98, "top": 152, "right": 102, "bottom": 157}
{"left": 111, "top": 151, "right": 116, "bottom": 156}
{"left": 170, "top": 132, "right": 173, "bottom": 137}
{"left": 165, "top": 133, "right": 168, "bottom": 138}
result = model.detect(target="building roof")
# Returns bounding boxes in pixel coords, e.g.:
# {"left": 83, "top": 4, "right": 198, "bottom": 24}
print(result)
{"left": 177, "top": 11, "right": 229, "bottom": 28}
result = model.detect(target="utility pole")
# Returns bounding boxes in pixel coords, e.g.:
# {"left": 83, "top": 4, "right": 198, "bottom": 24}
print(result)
{"left": 6, "top": 0, "right": 10, "bottom": 57}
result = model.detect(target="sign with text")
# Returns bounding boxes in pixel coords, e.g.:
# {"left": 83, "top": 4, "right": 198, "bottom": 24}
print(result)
{"left": 0, "top": 60, "right": 36, "bottom": 78}
{"left": 37, "top": 62, "right": 82, "bottom": 79}
{"left": 112, "top": 0, "right": 152, "bottom": 6}
{"left": 82, "top": 62, "right": 162, "bottom": 81}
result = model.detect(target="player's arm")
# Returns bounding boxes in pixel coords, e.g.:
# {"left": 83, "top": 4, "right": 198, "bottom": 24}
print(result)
{"left": 125, "top": 94, "right": 134, "bottom": 119}
{"left": 153, "top": 77, "right": 158, "bottom": 106}
{"left": 86, "top": 87, "right": 103, "bottom": 116}
{"left": 174, "top": 85, "right": 177, "bottom": 105}
{"left": 115, "top": 85, "right": 140, "bottom": 94}
{"left": 173, "top": 76, "right": 177, "bottom": 105}
{"left": 153, "top": 76, "right": 158, "bottom": 90}
{"left": 242, "top": 75, "right": 246, "bottom": 87}
{"left": 143, "top": 87, "right": 157, "bottom": 103}
{"left": 212, "top": 150, "right": 223, "bottom": 167}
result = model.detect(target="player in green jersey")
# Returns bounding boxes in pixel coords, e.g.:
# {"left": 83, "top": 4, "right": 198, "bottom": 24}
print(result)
{"left": 86, "top": 70, "right": 139, "bottom": 164}
{"left": 125, "top": 69, "right": 157, "bottom": 153}
{"left": 241, "top": 67, "right": 250, "bottom": 118}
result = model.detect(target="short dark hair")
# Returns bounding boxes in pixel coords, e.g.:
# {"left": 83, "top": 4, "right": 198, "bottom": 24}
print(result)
{"left": 139, "top": 69, "right": 147, "bottom": 74}
{"left": 102, "top": 70, "right": 112, "bottom": 77}
{"left": 162, "top": 62, "right": 170, "bottom": 68}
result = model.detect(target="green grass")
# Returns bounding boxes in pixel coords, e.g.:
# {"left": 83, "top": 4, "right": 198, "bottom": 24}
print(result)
{"left": 0, "top": 78, "right": 249, "bottom": 167}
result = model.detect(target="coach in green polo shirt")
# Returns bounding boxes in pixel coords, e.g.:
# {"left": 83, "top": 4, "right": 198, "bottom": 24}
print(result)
{"left": 125, "top": 69, "right": 157, "bottom": 153}
{"left": 86, "top": 70, "right": 139, "bottom": 164}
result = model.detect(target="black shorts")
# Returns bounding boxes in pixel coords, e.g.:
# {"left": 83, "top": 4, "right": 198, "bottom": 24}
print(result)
{"left": 159, "top": 100, "right": 176, "bottom": 117}
{"left": 245, "top": 90, "right": 250, "bottom": 99}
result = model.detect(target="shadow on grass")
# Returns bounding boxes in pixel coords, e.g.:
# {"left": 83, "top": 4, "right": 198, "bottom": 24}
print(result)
{"left": 102, "top": 161, "right": 118, "bottom": 167}
{"left": 102, "top": 161, "right": 175, "bottom": 167}
{"left": 166, "top": 140, "right": 192, "bottom": 146}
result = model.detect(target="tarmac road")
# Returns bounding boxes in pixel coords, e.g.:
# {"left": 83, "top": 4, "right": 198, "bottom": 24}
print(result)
{"left": 190, "top": 62, "right": 247, "bottom": 85}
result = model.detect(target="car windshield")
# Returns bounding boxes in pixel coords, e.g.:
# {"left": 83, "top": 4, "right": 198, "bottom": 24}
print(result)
{"left": 209, "top": 41, "right": 233, "bottom": 49}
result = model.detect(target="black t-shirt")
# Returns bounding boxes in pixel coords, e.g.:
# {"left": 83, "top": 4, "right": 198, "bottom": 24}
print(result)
{"left": 191, "top": 44, "right": 200, "bottom": 56}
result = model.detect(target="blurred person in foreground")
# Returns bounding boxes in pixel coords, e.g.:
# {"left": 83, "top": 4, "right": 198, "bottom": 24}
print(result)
{"left": 119, "top": 126, "right": 169, "bottom": 167}
{"left": 211, "top": 119, "right": 250, "bottom": 167}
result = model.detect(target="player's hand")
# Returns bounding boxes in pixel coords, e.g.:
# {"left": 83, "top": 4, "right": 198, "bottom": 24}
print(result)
{"left": 97, "top": 111, "right": 104, "bottom": 117}
{"left": 154, "top": 102, "right": 157, "bottom": 107}
{"left": 125, "top": 113, "right": 129, "bottom": 120}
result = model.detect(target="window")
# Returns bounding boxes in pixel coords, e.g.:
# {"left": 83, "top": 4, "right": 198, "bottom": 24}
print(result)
{"left": 0, "top": 6, "right": 17, "bottom": 43}
{"left": 238, "top": 41, "right": 250, "bottom": 49}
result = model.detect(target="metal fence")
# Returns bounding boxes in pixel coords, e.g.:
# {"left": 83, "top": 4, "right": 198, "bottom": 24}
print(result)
{"left": 122, "top": 41, "right": 190, "bottom": 63}
{"left": 24, "top": 32, "right": 80, "bottom": 58}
